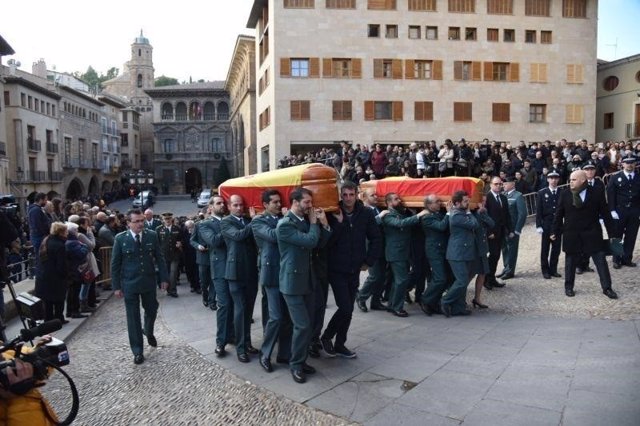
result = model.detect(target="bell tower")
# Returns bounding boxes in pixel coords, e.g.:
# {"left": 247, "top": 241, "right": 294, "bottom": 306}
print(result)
{"left": 129, "top": 30, "right": 154, "bottom": 105}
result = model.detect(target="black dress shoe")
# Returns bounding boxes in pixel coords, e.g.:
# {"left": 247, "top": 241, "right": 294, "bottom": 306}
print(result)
{"left": 215, "top": 345, "right": 227, "bottom": 357}
{"left": 612, "top": 262, "right": 622, "bottom": 269}
{"left": 576, "top": 267, "right": 585, "bottom": 274}
{"left": 453, "top": 309, "right": 472, "bottom": 316}
{"left": 492, "top": 281, "right": 506, "bottom": 288}
{"left": 302, "top": 363, "right": 316, "bottom": 374}
{"left": 370, "top": 302, "right": 387, "bottom": 311}
{"left": 419, "top": 302, "right": 434, "bottom": 316}
{"left": 565, "top": 289, "right": 575, "bottom": 297}
{"left": 483, "top": 282, "right": 493, "bottom": 291}
{"left": 167, "top": 292, "right": 179, "bottom": 298}
{"left": 147, "top": 334, "right": 157, "bottom": 347}
{"left": 291, "top": 369, "right": 306, "bottom": 383}
{"left": 501, "top": 273, "right": 514, "bottom": 280}
{"left": 441, "top": 303, "right": 452, "bottom": 318}
{"left": 203, "top": 299, "right": 209, "bottom": 307}
{"left": 543, "top": 273, "right": 551, "bottom": 279}
{"left": 392, "top": 309, "right": 409, "bottom": 318}
{"left": 622, "top": 261, "right": 637, "bottom": 267}
{"left": 134, "top": 354, "right": 145, "bottom": 364}
{"left": 247, "top": 345, "right": 260, "bottom": 355}
{"left": 496, "top": 271, "right": 506, "bottom": 278}
{"left": 276, "top": 357, "right": 289, "bottom": 365}
{"left": 69, "top": 312, "right": 88, "bottom": 319}
{"left": 551, "top": 272, "right": 562, "bottom": 278}
{"left": 356, "top": 299, "right": 368, "bottom": 312}
{"left": 259, "top": 357, "right": 273, "bottom": 373}
{"left": 308, "top": 345, "right": 320, "bottom": 358}
{"left": 603, "top": 288, "right": 618, "bottom": 299}
{"left": 237, "top": 353, "right": 250, "bottom": 363}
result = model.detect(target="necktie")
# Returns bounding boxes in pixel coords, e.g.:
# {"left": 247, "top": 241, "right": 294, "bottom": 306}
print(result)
{"left": 589, "top": 181, "right": 593, "bottom": 187}
{"left": 135, "top": 234, "right": 141, "bottom": 247}
{"left": 495, "top": 194, "right": 501, "bottom": 207}
{"left": 552, "top": 190, "right": 556, "bottom": 196}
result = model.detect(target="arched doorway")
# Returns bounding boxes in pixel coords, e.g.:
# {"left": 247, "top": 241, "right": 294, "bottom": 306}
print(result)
{"left": 88, "top": 176, "right": 99, "bottom": 196}
{"left": 66, "top": 178, "right": 84, "bottom": 201}
{"left": 184, "top": 168, "right": 202, "bottom": 194}
{"left": 101, "top": 181, "right": 112, "bottom": 194}
{"left": 112, "top": 180, "right": 121, "bottom": 192}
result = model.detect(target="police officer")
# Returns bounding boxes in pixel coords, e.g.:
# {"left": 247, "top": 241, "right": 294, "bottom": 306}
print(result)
{"left": 535, "top": 171, "right": 563, "bottom": 279}
{"left": 111, "top": 209, "right": 168, "bottom": 364}
{"left": 190, "top": 208, "right": 216, "bottom": 309}
{"left": 418, "top": 194, "right": 449, "bottom": 315}
{"left": 156, "top": 213, "right": 182, "bottom": 297}
{"left": 607, "top": 156, "right": 640, "bottom": 269}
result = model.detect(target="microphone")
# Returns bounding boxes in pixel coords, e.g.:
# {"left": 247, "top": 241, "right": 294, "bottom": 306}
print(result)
{"left": 20, "top": 320, "right": 63, "bottom": 341}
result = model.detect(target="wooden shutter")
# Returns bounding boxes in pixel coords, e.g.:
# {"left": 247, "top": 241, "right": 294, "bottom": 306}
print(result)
{"left": 484, "top": 62, "right": 493, "bottom": 81}
{"left": 453, "top": 61, "right": 462, "bottom": 80}
{"left": 472, "top": 61, "right": 482, "bottom": 80}
{"left": 415, "top": 102, "right": 424, "bottom": 120}
{"left": 351, "top": 58, "right": 362, "bottom": 78}
{"left": 393, "top": 101, "right": 403, "bottom": 121}
{"left": 539, "top": 63, "right": 548, "bottom": 82}
{"left": 280, "top": 58, "right": 291, "bottom": 77}
{"left": 301, "top": 100, "right": 310, "bottom": 119}
{"left": 567, "top": 64, "right": 575, "bottom": 83}
{"left": 575, "top": 64, "right": 583, "bottom": 83}
{"left": 323, "top": 58, "right": 333, "bottom": 77}
{"left": 405, "top": 60, "right": 415, "bottom": 79}
{"left": 424, "top": 102, "right": 433, "bottom": 120}
{"left": 509, "top": 62, "right": 519, "bottom": 82}
{"left": 530, "top": 63, "right": 539, "bottom": 82}
{"left": 492, "top": 103, "right": 510, "bottom": 122}
{"left": 373, "top": 59, "right": 383, "bottom": 78}
{"left": 364, "top": 101, "right": 375, "bottom": 121}
{"left": 309, "top": 58, "right": 320, "bottom": 78}
{"left": 392, "top": 59, "right": 403, "bottom": 79}
{"left": 432, "top": 60, "right": 443, "bottom": 80}
{"left": 290, "top": 101, "right": 300, "bottom": 120}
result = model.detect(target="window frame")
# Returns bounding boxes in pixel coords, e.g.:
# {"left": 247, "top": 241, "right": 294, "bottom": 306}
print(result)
{"left": 453, "top": 102, "right": 472, "bottom": 122}
{"left": 529, "top": 104, "right": 546, "bottom": 123}
{"left": 291, "top": 58, "right": 310, "bottom": 77}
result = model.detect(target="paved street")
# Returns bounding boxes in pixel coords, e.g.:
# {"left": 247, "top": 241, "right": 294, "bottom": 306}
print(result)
{"left": 7, "top": 198, "right": 639, "bottom": 425}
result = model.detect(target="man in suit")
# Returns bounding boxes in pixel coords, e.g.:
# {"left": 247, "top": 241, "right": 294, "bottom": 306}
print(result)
{"left": 143, "top": 209, "right": 161, "bottom": 231}
{"left": 251, "top": 189, "right": 292, "bottom": 373}
{"left": 190, "top": 209, "right": 216, "bottom": 309}
{"left": 156, "top": 213, "right": 183, "bottom": 297}
{"left": 484, "top": 176, "right": 513, "bottom": 289}
{"left": 419, "top": 194, "right": 450, "bottom": 315}
{"left": 199, "top": 195, "right": 233, "bottom": 357}
{"left": 535, "top": 171, "right": 563, "bottom": 279}
{"left": 357, "top": 188, "right": 388, "bottom": 312}
{"left": 607, "top": 156, "right": 640, "bottom": 269}
{"left": 578, "top": 161, "right": 605, "bottom": 274}
{"left": 28, "top": 192, "right": 51, "bottom": 268}
{"left": 381, "top": 193, "right": 428, "bottom": 317}
{"left": 552, "top": 170, "right": 619, "bottom": 299}
{"left": 220, "top": 194, "right": 259, "bottom": 363}
{"left": 276, "top": 187, "right": 331, "bottom": 383}
{"left": 442, "top": 190, "right": 480, "bottom": 317}
{"left": 501, "top": 177, "right": 527, "bottom": 279}
{"left": 111, "top": 209, "right": 169, "bottom": 364}
{"left": 321, "top": 181, "right": 382, "bottom": 359}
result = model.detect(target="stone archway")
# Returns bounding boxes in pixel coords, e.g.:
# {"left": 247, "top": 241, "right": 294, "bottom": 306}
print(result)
{"left": 184, "top": 168, "right": 202, "bottom": 195}
{"left": 66, "top": 178, "right": 84, "bottom": 201}
{"left": 88, "top": 176, "right": 100, "bottom": 196}
{"left": 112, "top": 180, "right": 121, "bottom": 192}
{"left": 101, "top": 180, "right": 112, "bottom": 194}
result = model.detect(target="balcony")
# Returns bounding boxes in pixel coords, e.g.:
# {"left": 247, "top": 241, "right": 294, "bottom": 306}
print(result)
{"left": 626, "top": 123, "right": 640, "bottom": 138}
{"left": 63, "top": 158, "right": 79, "bottom": 169}
{"left": 161, "top": 114, "right": 174, "bottom": 120}
{"left": 121, "top": 161, "right": 132, "bottom": 170}
{"left": 0, "top": 142, "right": 6, "bottom": 156}
{"left": 46, "top": 141, "right": 59, "bottom": 154}
{"left": 92, "top": 160, "right": 102, "bottom": 170}
{"left": 121, "top": 140, "right": 129, "bottom": 147}
{"left": 79, "top": 160, "right": 92, "bottom": 169}
{"left": 28, "top": 171, "right": 46, "bottom": 182}
{"left": 28, "top": 138, "right": 42, "bottom": 152}
{"left": 217, "top": 113, "right": 229, "bottom": 120}
{"left": 48, "top": 171, "right": 63, "bottom": 182}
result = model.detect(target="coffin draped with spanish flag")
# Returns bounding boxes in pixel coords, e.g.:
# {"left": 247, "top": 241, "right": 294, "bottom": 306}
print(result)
{"left": 218, "top": 163, "right": 341, "bottom": 212}
{"left": 360, "top": 176, "right": 485, "bottom": 208}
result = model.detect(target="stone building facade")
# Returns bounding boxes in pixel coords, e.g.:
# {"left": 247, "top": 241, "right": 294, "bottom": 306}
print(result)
{"left": 225, "top": 35, "right": 258, "bottom": 175}
{"left": 247, "top": 0, "right": 598, "bottom": 171}
{"left": 145, "top": 82, "right": 232, "bottom": 194}
{"left": 596, "top": 54, "right": 640, "bottom": 143}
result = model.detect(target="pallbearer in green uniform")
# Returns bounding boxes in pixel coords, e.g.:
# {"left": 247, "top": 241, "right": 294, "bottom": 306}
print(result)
{"left": 111, "top": 209, "right": 169, "bottom": 365}
{"left": 156, "top": 212, "right": 183, "bottom": 297}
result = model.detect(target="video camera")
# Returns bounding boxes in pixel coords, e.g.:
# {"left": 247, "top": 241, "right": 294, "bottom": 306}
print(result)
{"left": 0, "top": 319, "right": 68, "bottom": 395}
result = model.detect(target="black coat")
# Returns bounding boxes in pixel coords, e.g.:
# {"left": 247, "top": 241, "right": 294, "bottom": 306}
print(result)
{"left": 553, "top": 186, "right": 616, "bottom": 255}
{"left": 35, "top": 236, "right": 68, "bottom": 302}
{"left": 485, "top": 191, "right": 512, "bottom": 240}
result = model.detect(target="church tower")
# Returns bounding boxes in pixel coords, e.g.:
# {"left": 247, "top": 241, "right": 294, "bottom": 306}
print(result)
{"left": 129, "top": 30, "right": 154, "bottom": 107}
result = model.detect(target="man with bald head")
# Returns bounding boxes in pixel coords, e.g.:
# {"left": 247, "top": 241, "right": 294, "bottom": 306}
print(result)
{"left": 143, "top": 209, "right": 161, "bottom": 231}
{"left": 552, "top": 170, "right": 619, "bottom": 299}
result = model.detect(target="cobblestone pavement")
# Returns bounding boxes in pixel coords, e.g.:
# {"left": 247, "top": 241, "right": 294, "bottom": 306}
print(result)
{"left": 42, "top": 296, "right": 351, "bottom": 426}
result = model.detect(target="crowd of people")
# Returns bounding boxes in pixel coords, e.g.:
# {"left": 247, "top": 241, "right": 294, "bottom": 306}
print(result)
{"left": 278, "top": 138, "right": 640, "bottom": 194}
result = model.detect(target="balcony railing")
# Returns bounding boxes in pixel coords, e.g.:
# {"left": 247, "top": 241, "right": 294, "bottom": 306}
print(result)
{"left": 28, "top": 138, "right": 42, "bottom": 152}
{"left": 46, "top": 142, "right": 59, "bottom": 154}
{"left": 217, "top": 113, "right": 229, "bottom": 120}
{"left": 121, "top": 161, "right": 132, "bottom": 169}
{"left": 92, "top": 160, "right": 101, "bottom": 170}
{"left": 121, "top": 140, "right": 128, "bottom": 147}
{"left": 28, "top": 171, "right": 46, "bottom": 182}
{"left": 626, "top": 122, "right": 640, "bottom": 138}
{"left": 175, "top": 114, "right": 187, "bottom": 121}
{"left": 161, "top": 114, "right": 174, "bottom": 120}
{"left": 48, "top": 171, "right": 63, "bottom": 181}
{"left": 79, "top": 160, "right": 92, "bottom": 169}
{"left": 0, "top": 142, "right": 6, "bottom": 156}
{"left": 63, "top": 158, "right": 78, "bottom": 168}
{"left": 203, "top": 114, "right": 215, "bottom": 121}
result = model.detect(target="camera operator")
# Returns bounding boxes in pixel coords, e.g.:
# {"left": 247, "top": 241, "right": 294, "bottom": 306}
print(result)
{"left": 0, "top": 209, "right": 20, "bottom": 334}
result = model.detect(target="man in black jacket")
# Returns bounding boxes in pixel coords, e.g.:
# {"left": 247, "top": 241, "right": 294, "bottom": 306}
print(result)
{"left": 321, "top": 182, "right": 382, "bottom": 359}
{"left": 484, "top": 177, "right": 512, "bottom": 289}
{"left": 552, "top": 170, "right": 618, "bottom": 299}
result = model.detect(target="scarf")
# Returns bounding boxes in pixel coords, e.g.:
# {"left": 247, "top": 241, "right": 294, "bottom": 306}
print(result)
{"left": 571, "top": 181, "right": 588, "bottom": 208}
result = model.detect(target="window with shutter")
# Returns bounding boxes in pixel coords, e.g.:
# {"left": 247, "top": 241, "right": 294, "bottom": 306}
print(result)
{"left": 291, "top": 59, "right": 310, "bottom": 77}
{"left": 413, "top": 60, "right": 433, "bottom": 79}
{"left": 426, "top": 26, "right": 438, "bottom": 40}
{"left": 492, "top": 103, "right": 510, "bottom": 122}
{"left": 409, "top": 26, "right": 421, "bottom": 39}
{"left": 541, "top": 31, "right": 552, "bottom": 44}
{"left": 284, "top": 0, "right": 315, "bottom": 7}
{"left": 566, "top": 64, "right": 584, "bottom": 84}
{"left": 525, "top": 0, "right": 550, "bottom": 16}
{"left": 368, "top": 24, "right": 380, "bottom": 37}
{"left": 487, "top": 0, "right": 512, "bottom": 14}
{"left": 448, "top": 0, "right": 475, "bottom": 13}
{"left": 453, "top": 102, "right": 472, "bottom": 121}
{"left": 414, "top": 101, "right": 434, "bottom": 121}
{"left": 409, "top": 0, "right": 436, "bottom": 11}
{"left": 487, "top": 28, "right": 499, "bottom": 42}
{"left": 529, "top": 104, "right": 546, "bottom": 123}
{"left": 603, "top": 112, "right": 614, "bottom": 129}
{"left": 525, "top": 30, "right": 536, "bottom": 43}
{"left": 393, "top": 101, "right": 403, "bottom": 121}
{"left": 290, "top": 101, "right": 310, "bottom": 121}
{"left": 332, "top": 101, "right": 352, "bottom": 120}
{"left": 364, "top": 101, "right": 375, "bottom": 121}
{"left": 563, "top": 0, "right": 587, "bottom": 18}
{"left": 465, "top": 27, "right": 477, "bottom": 40}
{"left": 374, "top": 101, "right": 393, "bottom": 120}
{"left": 368, "top": 0, "right": 396, "bottom": 10}
{"left": 326, "top": 0, "right": 356, "bottom": 8}
{"left": 386, "top": 25, "right": 399, "bottom": 38}
{"left": 565, "top": 104, "right": 584, "bottom": 123}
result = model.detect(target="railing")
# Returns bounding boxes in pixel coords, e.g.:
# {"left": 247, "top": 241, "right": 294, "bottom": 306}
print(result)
{"left": 46, "top": 141, "right": 58, "bottom": 154}
{"left": 203, "top": 114, "right": 215, "bottom": 121}
{"left": 27, "top": 171, "right": 46, "bottom": 182}
{"left": 92, "top": 160, "right": 102, "bottom": 170}
{"left": 175, "top": 114, "right": 187, "bottom": 121}
{"left": 217, "top": 113, "right": 229, "bottom": 120}
{"left": 79, "top": 160, "right": 92, "bottom": 169}
{"left": 626, "top": 122, "right": 640, "bottom": 139}
{"left": 48, "top": 171, "right": 63, "bottom": 181}
{"left": 63, "top": 158, "right": 79, "bottom": 168}
{"left": 7, "top": 252, "right": 35, "bottom": 284}
{"left": 96, "top": 246, "right": 112, "bottom": 288}
{"left": 161, "top": 114, "right": 174, "bottom": 120}
{"left": 0, "top": 141, "right": 6, "bottom": 156}
{"left": 28, "top": 138, "right": 42, "bottom": 152}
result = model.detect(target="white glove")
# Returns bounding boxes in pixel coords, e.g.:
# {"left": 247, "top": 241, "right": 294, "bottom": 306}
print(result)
{"left": 536, "top": 227, "right": 544, "bottom": 235}
{"left": 611, "top": 211, "right": 619, "bottom": 220}
{"left": 599, "top": 219, "right": 604, "bottom": 226}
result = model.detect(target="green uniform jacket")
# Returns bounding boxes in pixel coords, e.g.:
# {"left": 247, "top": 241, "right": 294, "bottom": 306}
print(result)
{"left": 382, "top": 208, "right": 421, "bottom": 262}
{"left": 220, "top": 215, "right": 258, "bottom": 283}
{"left": 505, "top": 190, "right": 527, "bottom": 234}
{"left": 250, "top": 213, "right": 281, "bottom": 288}
{"left": 199, "top": 217, "right": 226, "bottom": 279}
{"left": 111, "top": 229, "right": 168, "bottom": 293}
{"left": 277, "top": 212, "right": 331, "bottom": 296}
{"left": 421, "top": 211, "right": 449, "bottom": 257}
{"left": 144, "top": 218, "right": 161, "bottom": 231}
{"left": 190, "top": 220, "right": 211, "bottom": 266}
{"left": 446, "top": 209, "right": 480, "bottom": 262}
{"left": 156, "top": 224, "right": 183, "bottom": 262}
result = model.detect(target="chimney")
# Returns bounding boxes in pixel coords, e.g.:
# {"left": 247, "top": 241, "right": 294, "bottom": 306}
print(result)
{"left": 32, "top": 58, "right": 47, "bottom": 78}
{"left": 7, "top": 58, "right": 19, "bottom": 75}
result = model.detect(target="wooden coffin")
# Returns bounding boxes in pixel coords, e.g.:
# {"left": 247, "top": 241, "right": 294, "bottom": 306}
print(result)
{"left": 219, "top": 163, "right": 340, "bottom": 212}
{"left": 360, "top": 176, "right": 485, "bottom": 208}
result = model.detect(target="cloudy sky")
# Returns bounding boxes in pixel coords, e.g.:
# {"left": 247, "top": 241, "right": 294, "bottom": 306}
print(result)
{"left": 2, "top": 0, "right": 638, "bottom": 82}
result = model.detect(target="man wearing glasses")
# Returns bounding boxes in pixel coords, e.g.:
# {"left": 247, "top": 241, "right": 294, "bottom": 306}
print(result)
{"left": 484, "top": 177, "right": 513, "bottom": 290}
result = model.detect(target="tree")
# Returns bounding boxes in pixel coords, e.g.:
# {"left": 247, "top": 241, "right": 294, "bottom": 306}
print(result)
{"left": 155, "top": 75, "right": 179, "bottom": 87}
{"left": 81, "top": 66, "right": 100, "bottom": 89}
{"left": 105, "top": 67, "right": 119, "bottom": 80}
{"left": 213, "top": 158, "right": 231, "bottom": 187}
